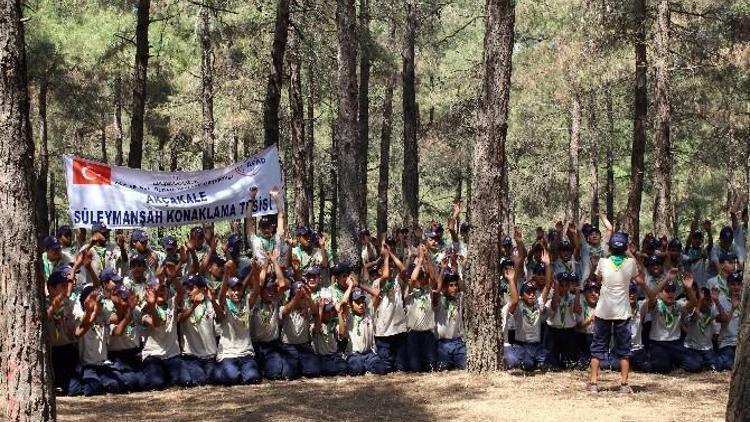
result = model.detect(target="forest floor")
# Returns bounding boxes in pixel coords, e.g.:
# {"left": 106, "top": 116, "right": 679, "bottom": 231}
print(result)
{"left": 55, "top": 369, "right": 729, "bottom": 421}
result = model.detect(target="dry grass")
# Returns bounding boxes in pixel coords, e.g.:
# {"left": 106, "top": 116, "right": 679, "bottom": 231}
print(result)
{"left": 56, "top": 370, "right": 730, "bottom": 422}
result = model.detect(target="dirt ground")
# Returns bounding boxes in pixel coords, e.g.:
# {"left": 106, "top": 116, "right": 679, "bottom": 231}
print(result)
{"left": 55, "top": 370, "right": 730, "bottom": 422}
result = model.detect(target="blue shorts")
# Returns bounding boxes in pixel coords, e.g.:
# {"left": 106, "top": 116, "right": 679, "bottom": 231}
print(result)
{"left": 590, "top": 318, "right": 631, "bottom": 361}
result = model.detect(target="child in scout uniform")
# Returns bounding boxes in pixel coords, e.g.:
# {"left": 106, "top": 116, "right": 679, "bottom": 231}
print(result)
{"left": 204, "top": 254, "right": 226, "bottom": 296}
{"left": 123, "top": 255, "right": 149, "bottom": 305}
{"left": 176, "top": 274, "right": 223, "bottom": 386}
{"left": 576, "top": 279, "right": 601, "bottom": 370}
{"left": 404, "top": 245, "right": 440, "bottom": 372}
{"left": 707, "top": 252, "right": 738, "bottom": 302}
{"left": 128, "top": 229, "right": 160, "bottom": 272}
{"left": 42, "top": 235, "right": 73, "bottom": 282}
{"left": 280, "top": 274, "right": 321, "bottom": 379}
{"left": 312, "top": 301, "right": 348, "bottom": 376}
{"left": 716, "top": 270, "right": 742, "bottom": 370}
{"left": 212, "top": 267, "right": 262, "bottom": 385}
{"left": 544, "top": 271, "right": 580, "bottom": 369}
{"left": 682, "top": 284, "right": 725, "bottom": 372}
{"left": 245, "top": 186, "right": 285, "bottom": 266}
{"left": 645, "top": 270, "right": 698, "bottom": 373}
{"left": 372, "top": 244, "right": 409, "bottom": 372}
{"left": 250, "top": 251, "right": 290, "bottom": 380}
{"left": 337, "top": 284, "right": 388, "bottom": 375}
{"left": 108, "top": 284, "right": 143, "bottom": 392}
{"left": 139, "top": 274, "right": 187, "bottom": 390}
{"left": 552, "top": 239, "right": 581, "bottom": 285}
{"left": 434, "top": 268, "right": 466, "bottom": 371}
{"left": 503, "top": 255, "right": 552, "bottom": 371}
{"left": 292, "top": 226, "right": 330, "bottom": 273}
{"left": 68, "top": 284, "right": 123, "bottom": 396}
{"left": 46, "top": 267, "right": 79, "bottom": 394}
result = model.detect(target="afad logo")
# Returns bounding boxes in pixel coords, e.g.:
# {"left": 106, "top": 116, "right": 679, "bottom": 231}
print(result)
{"left": 234, "top": 156, "right": 266, "bottom": 177}
{"left": 72, "top": 159, "right": 111, "bottom": 185}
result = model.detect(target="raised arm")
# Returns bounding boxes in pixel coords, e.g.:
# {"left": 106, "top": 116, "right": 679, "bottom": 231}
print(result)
{"left": 270, "top": 186, "right": 285, "bottom": 240}
{"left": 682, "top": 273, "right": 698, "bottom": 314}
{"left": 506, "top": 259, "right": 520, "bottom": 314}
{"left": 245, "top": 187, "right": 258, "bottom": 240}
{"left": 540, "top": 248, "right": 553, "bottom": 305}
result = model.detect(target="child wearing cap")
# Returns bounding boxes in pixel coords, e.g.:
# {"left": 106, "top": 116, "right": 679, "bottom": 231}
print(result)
{"left": 57, "top": 225, "right": 80, "bottom": 258}
{"left": 185, "top": 225, "right": 211, "bottom": 273}
{"left": 68, "top": 285, "right": 123, "bottom": 396}
{"left": 138, "top": 270, "right": 187, "bottom": 390}
{"left": 682, "top": 284, "right": 725, "bottom": 372}
{"left": 404, "top": 245, "right": 440, "bottom": 372}
{"left": 245, "top": 186, "right": 285, "bottom": 266}
{"left": 502, "top": 252, "right": 552, "bottom": 371}
{"left": 683, "top": 221, "right": 712, "bottom": 287}
{"left": 710, "top": 223, "right": 744, "bottom": 277}
{"left": 576, "top": 279, "right": 600, "bottom": 370}
{"left": 72, "top": 223, "right": 124, "bottom": 295}
{"left": 212, "top": 263, "right": 262, "bottom": 385}
{"left": 204, "top": 254, "right": 227, "bottom": 296}
{"left": 123, "top": 255, "right": 149, "bottom": 305}
{"left": 280, "top": 274, "right": 321, "bottom": 379}
{"left": 544, "top": 271, "right": 581, "bottom": 369}
{"left": 292, "top": 227, "right": 330, "bottom": 273}
{"left": 42, "top": 235, "right": 73, "bottom": 283}
{"left": 716, "top": 271, "right": 742, "bottom": 370}
{"left": 108, "top": 284, "right": 144, "bottom": 392}
{"left": 434, "top": 266, "right": 466, "bottom": 371}
{"left": 46, "top": 267, "right": 79, "bottom": 394}
{"left": 707, "top": 252, "right": 738, "bottom": 302}
{"left": 587, "top": 232, "right": 642, "bottom": 393}
{"left": 371, "top": 244, "right": 409, "bottom": 372}
{"left": 311, "top": 298, "right": 347, "bottom": 376}
{"left": 331, "top": 262, "right": 354, "bottom": 306}
{"left": 337, "top": 283, "right": 388, "bottom": 375}
{"left": 644, "top": 270, "right": 698, "bottom": 373}
{"left": 552, "top": 238, "right": 581, "bottom": 286}
{"left": 225, "top": 233, "right": 252, "bottom": 274}
{"left": 579, "top": 221, "right": 609, "bottom": 283}
{"left": 250, "top": 251, "right": 290, "bottom": 380}
{"left": 176, "top": 274, "right": 223, "bottom": 386}
{"left": 127, "top": 229, "right": 160, "bottom": 272}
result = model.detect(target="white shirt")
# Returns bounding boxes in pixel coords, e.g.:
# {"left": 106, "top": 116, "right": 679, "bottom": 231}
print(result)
{"left": 372, "top": 276, "right": 408, "bottom": 337}
{"left": 434, "top": 293, "right": 464, "bottom": 340}
{"left": 546, "top": 291, "right": 578, "bottom": 329}
{"left": 179, "top": 300, "right": 218, "bottom": 358}
{"left": 312, "top": 319, "right": 340, "bottom": 356}
{"left": 140, "top": 298, "right": 180, "bottom": 360}
{"left": 281, "top": 300, "right": 312, "bottom": 345}
{"left": 404, "top": 286, "right": 435, "bottom": 331}
{"left": 108, "top": 309, "right": 141, "bottom": 352}
{"left": 718, "top": 296, "right": 739, "bottom": 348}
{"left": 649, "top": 298, "right": 689, "bottom": 342}
{"left": 217, "top": 296, "right": 254, "bottom": 360}
{"left": 503, "top": 296, "right": 547, "bottom": 343}
{"left": 683, "top": 304, "right": 718, "bottom": 351}
{"left": 594, "top": 257, "right": 638, "bottom": 320}
{"left": 75, "top": 307, "right": 112, "bottom": 365}
{"left": 48, "top": 297, "right": 76, "bottom": 347}
{"left": 250, "top": 299, "right": 281, "bottom": 343}
{"left": 345, "top": 311, "right": 376, "bottom": 354}
{"left": 630, "top": 300, "right": 648, "bottom": 351}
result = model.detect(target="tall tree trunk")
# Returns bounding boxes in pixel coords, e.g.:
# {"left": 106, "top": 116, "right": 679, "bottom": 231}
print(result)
{"left": 0, "top": 1, "right": 56, "bottom": 418}
{"left": 625, "top": 0, "right": 647, "bottom": 243}
{"left": 113, "top": 75, "right": 124, "bottom": 166}
{"left": 48, "top": 172, "right": 56, "bottom": 234}
{"left": 588, "top": 92, "right": 599, "bottom": 225}
{"left": 289, "top": 26, "right": 309, "bottom": 227}
{"left": 305, "top": 60, "right": 315, "bottom": 226}
{"left": 568, "top": 93, "right": 581, "bottom": 223}
{"left": 402, "top": 0, "right": 419, "bottom": 228}
{"left": 318, "top": 173, "right": 326, "bottom": 233}
{"left": 329, "top": 117, "right": 339, "bottom": 253}
{"left": 377, "top": 21, "right": 396, "bottom": 236}
{"left": 357, "top": 0, "right": 371, "bottom": 224}
{"left": 262, "top": 0, "right": 291, "bottom": 148}
{"left": 100, "top": 124, "right": 108, "bottom": 163}
{"left": 605, "top": 88, "right": 615, "bottom": 223}
{"left": 652, "top": 0, "right": 673, "bottom": 238}
{"left": 232, "top": 127, "right": 239, "bottom": 162}
{"left": 200, "top": 6, "right": 216, "bottom": 170}
{"left": 466, "top": 0, "right": 515, "bottom": 373}
{"left": 128, "top": 0, "right": 150, "bottom": 169}
{"left": 335, "top": 0, "right": 360, "bottom": 264}
{"left": 169, "top": 135, "right": 179, "bottom": 171}
{"left": 35, "top": 79, "right": 49, "bottom": 238}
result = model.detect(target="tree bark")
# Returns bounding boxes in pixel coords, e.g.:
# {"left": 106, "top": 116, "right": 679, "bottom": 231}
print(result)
{"left": 652, "top": 0, "right": 673, "bottom": 238}
{"left": 113, "top": 75, "right": 124, "bottom": 166}
{"left": 329, "top": 117, "right": 339, "bottom": 253}
{"left": 128, "top": 0, "right": 150, "bottom": 169}
{"left": 200, "top": 6, "right": 216, "bottom": 170}
{"left": 356, "top": 0, "right": 371, "bottom": 224}
{"left": 335, "top": 0, "right": 360, "bottom": 265}
{"left": 35, "top": 79, "right": 49, "bottom": 238}
{"left": 262, "top": 0, "right": 291, "bottom": 148}
{"left": 568, "top": 93, "right": 581, "bottom": 223}
{"left": 48, "top": 171, "right": 56, "bottom": 234}
{"left": 605, "top": 88, "right": 615, "bottom": 223}
{"left": 377, "top": 21, "right": 396, "bottom": 236}
{"left": 402, "top": 0, "right": 419, "bottom": 228}
{"left": 318, "top": 173, "right": 326, "bottom": 233}
{"left": 100, "top": 125, "right": 108, "bottom": 163}
{"left": 0, "top": 1, "right": 56, "bottom": 418}
{"left": 232, "top": 127, "right": 239, "bottom": 163}
{"left": 289, "top": 26, "right": 309, "bottom": 227}
{"left": 305, "top": 60, "right": 315, "bottom": 226}
{"left": 588, "top": 92, "right": 599, "bottom": 225}
{"left": 466, "top": 0, "right": 515, "bottom": 373}
{"left": 624, "top": 0, "right": 647, "bottom": 243}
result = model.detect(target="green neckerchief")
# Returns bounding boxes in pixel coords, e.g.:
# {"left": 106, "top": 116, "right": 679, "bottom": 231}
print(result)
{"left": 226, "top": 296, "right": 249, "bottom": 326}
{"left": 189, "top": 300, "right": 208, "bottom": 325}
{"left": 716, "top": 275, "right": 729, "bottom": 298}
{"left": 559, "top": 293, "right": 569, "bottom": 325}
{"left": 610, "top": 254, "right": 625, "bottom": 271}
{"left": 257, "top": 236, "right": 276, "bottom": 253}
{"left": 293, "top": 245, "right": 314, "bottom": 269}
{"left": 353, "top": 313, "right": 366, "bottom": 336}
{"left": 656, "top": 298, "right": 676, "bottom": 328}
{"left": 258, "top": 301, "right": 274, "bottom": 326}
{"left": 446, "top": 296, "right": 458, "bottom": 321}
{"left": 521, "top": 301, "right": 540, "bottom": 326}
{"left": 93, "top": 245, "right": 107, "bottom": 268}
{"left": 697, "top": 307, "right": 713, "bottom": 334}
{"left": 412, "top": 287, "right": 428, "bottom": 311}
{"left": 381, "top": 277, "right": 397, "bottom": 293}
{"left": 589, "top": 245, "right": 604, "bottom": 258}
{"left": 156, "top": 302, "right": 169, "bottom": 323}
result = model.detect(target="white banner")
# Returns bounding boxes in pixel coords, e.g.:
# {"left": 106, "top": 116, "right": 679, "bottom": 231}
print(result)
{"left": 64, "top": 146, "right": 284, "bottom": 228}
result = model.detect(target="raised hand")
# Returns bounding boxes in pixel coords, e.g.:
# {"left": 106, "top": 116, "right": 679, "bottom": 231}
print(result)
{"left": 249, "top": 186, "right": 258, "bottom": 199}
{"left": 682, "top": 272, "right": 694, "bottom": 290}
{"left": 270, "top": 186, "right": 280, "bottom": 200}
{"left": 513, "top": 226, "right": 523, "bottom": 242}
{"left": 541, "top": 248, "right": 551, "bottom": 266}
{"left": 145, "top": 287, "right": 157, "bottom": 306}
{"left": 116, "top": 234, "right": 126, "bottom": 248}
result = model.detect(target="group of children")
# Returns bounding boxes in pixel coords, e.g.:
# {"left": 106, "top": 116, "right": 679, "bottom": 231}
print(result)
{"left": 42, "top": 189, "right": 468, "bottom": 396}
{"left": 501, "top": 213, "right": 744, "bottom": 376}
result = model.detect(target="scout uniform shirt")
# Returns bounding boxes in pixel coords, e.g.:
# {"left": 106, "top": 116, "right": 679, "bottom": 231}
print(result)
{"left": 292, "top": 245, "right": 328, "bottom": 272}
{"left": 42, "top": 252, "right": 73, "bottom": 282}
{"left": 179, "top": 298, "right": 218, "bottom": 358}
{"left": 140, "top": 297, "right": 181, "bottom": 360}
{"left": 649, "top": 298, "right": 689, "bottom": 342}
{"left": 217, "top": 294, "right": 255, "bottom": 360}
{"left": 718, "top": 296, "right": 739, "bottom": 348}
{"left": 434, "top": 292, "right": 464, "bottom": 340}
{"left": 345, "top": 310, "right": 376, "bottom": 354}
{"left": 48, "top": 296, "right": 77, "bottom": 348}
{"left": 74, "top": 306, "right": 113, "bottom": 365}
{"left": 405, "top": 285, "right": 435, "bottom": 332}
{"left": 503, "top": 295, "right": 547, "bottom": 343}
{"left": 281, "top": 294, "right": 312, "bottom": 345}
{"left": 629, "top": 300, "right": 648, "bottom": 351}
{"left": 108, "top": 309, "right": 142, "bottom": 352}
{"left": 372, "top": 275, "right": 408, "bottom": 338}
{"left": 546, "top": 291, "right": 578, "bottom": 329}
{"left": 250, "top": 299, "right": 281, "bottom": 343}
{"left": 312, "top": 318, "right": 340, "bottom": 356}
{"left": 683, "top": 304, "right": 718, "bottom": 351}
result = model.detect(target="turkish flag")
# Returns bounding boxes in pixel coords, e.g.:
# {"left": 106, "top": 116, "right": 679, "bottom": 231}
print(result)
{"left": 72, "top": 159, "right": 111, "bottom": 185}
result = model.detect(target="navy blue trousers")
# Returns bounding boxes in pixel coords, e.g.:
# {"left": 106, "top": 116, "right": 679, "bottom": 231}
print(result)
{"left": 436, "top": 338, "right": 466, "bottom": 371}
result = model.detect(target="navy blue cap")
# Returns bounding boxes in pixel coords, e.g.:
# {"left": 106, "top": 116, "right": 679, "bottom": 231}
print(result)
{"left": 664, "top": 279, "right": 678, "bottom": 293}
{"left": 581, "top": 223, "right": 593, "bottom": 236}
{"left": 263, "top": 274, "right": 277, "bottom": 290}
{"left": 190, "top": 226, "right": 205, "bottom": 237}
{"left": 211, "top": 254, "right": 227, "bottom": 266}
{"left": 691, "top": 230, "right": 704, "bottom": 239}
{"left": 520, "top": 281, "right": 536, "bottom": 294}
{"left": 79, "top": 284, "right": 97, "bottom": 307}
{"left": 629, "top": 281, "right": 638, "bottom": 293}
{"left": 351, "top": 287, "right": 366, "bottom": 302}
{"left": 645, "top": 237, "right": 659, "bottom": 250}
{"left": 303, "top": 265, "right": 321, "bottom": 277}
{"left": 113, "top": 284, "right": 130, "bottom": 300}
{"left": 425, "top": 230, "right": 441, "bottom": 240}
{"left": 728, "top": 271, "right": 743, "bottom": 284}
{"left": 162, "top": 235, "right": 178, "bottom": 250}
{"left": 183, "top": 274, "right": 207, "bottom": 288}
{"left": 162, "top": 255, "right": 179, "bottom": 266}
{"left": 459, "top": 222, "right": 473, "bottom": 234}
{"left": 588, "top": 226, "right": 601, "bottom": 236}
{"left": 443, "top": 269, "right": 460, "bottom": 282}
{"left": 645, "top": 255, "right": 663, "bottom": 266}
{"left": 47, "top": 266, "right": 72, "bottom": 286}
{"left": 719, "top": 252, "right": 738, "bottom": 263}
{"left": 556, "top": 272, "right": 573, "bottom": 283}
{"left": 358, "top": 228, "right": 370, "bottom": 237}
{"left": 227, "top": 233, "right": 242, "bottom": 257}
{"left": 583, "top": 279, "right": 601, "bottom": 292}
{"left": 296, "top": 226, "right": 312, "bottom": 237}
{"left": 258, "top": 215, "right": 274, "bottom": 227}
{"left": 227, "top": 276, "right": 243, "bottom": 288}
{"left": 323, "top": 302, "right": 336, "bottom": 313}
{"left": 237, "top": 265, "right": 253, "bottom": 281}
{"left": 331, "top": 262, "right": 352, "bottom": 276}
{"left": 499, "top": 257, "right": 514, "bottom": 269}
{"left": 720, "top": 226, "right": 734, "bottom": 242}
{"left": 558, "top": 240, "right": 573, "bottom": 252}
{"left": 56, "top": 225, "right": 73, "bottom": 238}
{"left": 91, "top": 222, "right": 110, "bottom": 234}
{"left": 42, "top": 235, "right": 62, "bottom": 250}
{"left": 130, "top": 255, "right": 147, "bottom": 267}
{"left": 131, "top": 229, "right": 148, "bottom": 242}
{"left": 434, "top": 223, "right": 445, "bottom": 234}
{"left": 501, "top": 236, "right": 513, "bottom": 247}
{"left": 609, "top": 232, "right": 628, "bottom": 251}
{"left": 533, "top": 262, "right": 546, "bottom": 275}
{"left": 99, "top": 268, "right": 123, "bottom": 284}
{"left": 668, "top": 238, "right": 682, "bottom": 249}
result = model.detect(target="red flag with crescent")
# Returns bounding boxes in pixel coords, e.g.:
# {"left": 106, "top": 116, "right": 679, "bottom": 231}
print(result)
{"left": 72, "top": 159, "right": 111, "bottom": 185}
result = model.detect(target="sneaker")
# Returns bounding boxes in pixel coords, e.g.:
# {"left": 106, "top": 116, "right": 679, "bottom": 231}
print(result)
{"left": 618, "top": 384, "right": 634, "bottom": 394}
{"left": 585, "top": 382, "right": 599, "bottom": 393}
